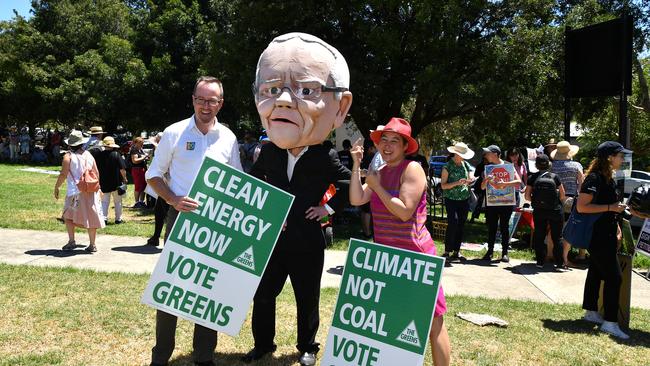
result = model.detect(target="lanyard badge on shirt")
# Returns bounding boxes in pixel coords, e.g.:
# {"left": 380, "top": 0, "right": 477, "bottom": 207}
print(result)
{"left": 186, "top": 142, "right": 196, "bottom": 150}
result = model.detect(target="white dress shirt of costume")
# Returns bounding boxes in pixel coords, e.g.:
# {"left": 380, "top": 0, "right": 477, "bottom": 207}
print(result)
{"left": 146, "top": 115, "right": 243, "bottom": 197}
{"left": 286, "top": 146, "right": 334, "bottom": 215}
{"left": 66, "top": 151, "right": 93, "bottom": 197}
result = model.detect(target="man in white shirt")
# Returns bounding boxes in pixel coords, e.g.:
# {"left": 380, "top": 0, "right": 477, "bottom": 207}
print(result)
{"left": 145, "top": 76, "right": 242, "bottom": 366}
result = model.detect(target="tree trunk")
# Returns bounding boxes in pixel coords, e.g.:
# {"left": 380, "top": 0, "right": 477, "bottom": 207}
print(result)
{"left": 634, "top": 57, "right": 650, "bottom": 113}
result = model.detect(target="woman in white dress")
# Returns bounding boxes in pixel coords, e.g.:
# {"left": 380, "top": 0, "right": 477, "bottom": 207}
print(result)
{"left": 54, "top": 130, "right": 105, "bottom": 252}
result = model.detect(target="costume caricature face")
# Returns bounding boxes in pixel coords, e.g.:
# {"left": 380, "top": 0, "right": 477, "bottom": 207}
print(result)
{"left": 253, "top": 33, "right": 353, "bottom": 148}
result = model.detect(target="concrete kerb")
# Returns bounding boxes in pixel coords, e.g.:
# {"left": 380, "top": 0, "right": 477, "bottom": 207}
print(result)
{"left": 1, "top": 228, "right": 649, "bottom": 309}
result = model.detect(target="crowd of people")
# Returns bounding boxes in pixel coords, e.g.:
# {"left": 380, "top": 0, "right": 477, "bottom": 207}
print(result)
{"left": 0, "top": 126, "right": 56, "bottom": 163}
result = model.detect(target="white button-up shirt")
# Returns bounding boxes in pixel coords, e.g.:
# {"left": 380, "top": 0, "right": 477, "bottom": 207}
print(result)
{"left": 286, "top": 146, "right": 309, "bottom": 181}
{"left": 146, "top": 116, "right": 242, "bottom": 196}
{"left": 286, "top": 146, "right": 334, "bottom": 215}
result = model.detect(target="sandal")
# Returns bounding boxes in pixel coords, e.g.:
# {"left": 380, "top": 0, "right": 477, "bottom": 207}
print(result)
{"left": 62, "top": 240, "right": 76, "bottom": 251}
{"left": 85, "top": 245, "right": 97, "bottom": 253}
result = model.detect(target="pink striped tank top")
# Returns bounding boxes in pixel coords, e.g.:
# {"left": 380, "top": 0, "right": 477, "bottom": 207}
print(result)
{"left": 370, "top": 160, "right": 435, "bottom": 254}
{"left": 369, "top": 159, "right": 447, "bottom": 317}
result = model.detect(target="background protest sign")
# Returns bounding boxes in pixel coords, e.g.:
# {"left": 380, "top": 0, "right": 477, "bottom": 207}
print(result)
{"left": 485, "top": 164, "right": 516, "bottom": 206}
{"left": 636, "top": 219, "right": 650, "bottom": 258}
{"left": 322, "top": 239, "right": 444, "bottom": 366}
{"left": 142, "top": 157, "right": 294, "bottom": 335}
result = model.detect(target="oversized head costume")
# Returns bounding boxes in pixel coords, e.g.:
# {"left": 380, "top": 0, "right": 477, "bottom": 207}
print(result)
{"left": 253, "top": 32, "right": 353, "bottom": 148}
{"left": 245, "top": 33, "right": 354, "bottom": 361}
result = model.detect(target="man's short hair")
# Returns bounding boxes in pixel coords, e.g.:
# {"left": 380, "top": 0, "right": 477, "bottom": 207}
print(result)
{"left": 254, "top": 33, "right": 350, "bottom": 90}
{"left": 193, "top": 76, "right": 224, "bottom": 98}
{"left": 342, "top": 139, "right": 352, "bottom": 149}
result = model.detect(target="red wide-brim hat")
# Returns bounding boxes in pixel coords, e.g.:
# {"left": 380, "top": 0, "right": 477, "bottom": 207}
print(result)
{"left": 369, "top": 117, "right": 419, "bottom": 155}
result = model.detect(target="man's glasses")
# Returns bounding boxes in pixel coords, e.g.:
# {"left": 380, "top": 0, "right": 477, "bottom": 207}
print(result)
{"left": 193, "top": 96, "right": 222, "bottom": 107}
{"left": 252, "top": 81, "right": 348, "bottom": 101}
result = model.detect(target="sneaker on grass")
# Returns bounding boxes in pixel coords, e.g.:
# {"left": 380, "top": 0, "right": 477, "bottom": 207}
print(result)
{"left": 600, "top": 321, "right": 630, "bottom": 340}
{"left": 583, "top": 310, "right": 604, "bottom": 324}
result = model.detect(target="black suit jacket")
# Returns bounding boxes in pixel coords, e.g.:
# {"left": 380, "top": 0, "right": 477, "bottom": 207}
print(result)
{"left": 251, "top": 143, "right": 351, "bottom": 253}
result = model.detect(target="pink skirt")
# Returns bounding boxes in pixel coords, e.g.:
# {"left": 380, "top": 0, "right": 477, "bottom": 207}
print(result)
{"left": 63, "top": 192, "right": 105, "bottom": 229}
{"left": 427, "top": 244, "right": 448, "bottom": 318}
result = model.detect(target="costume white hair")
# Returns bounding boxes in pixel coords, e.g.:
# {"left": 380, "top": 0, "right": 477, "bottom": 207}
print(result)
{"left": 254, "top": 32, "right": 350, "bottom": 93}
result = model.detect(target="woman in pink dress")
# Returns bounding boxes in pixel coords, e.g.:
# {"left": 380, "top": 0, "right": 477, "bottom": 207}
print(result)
{"left": 53, "top": 130, "right": 105, "bottom": 252}
{"left": 349, "top": 118, "right": 451, "bottom": 366}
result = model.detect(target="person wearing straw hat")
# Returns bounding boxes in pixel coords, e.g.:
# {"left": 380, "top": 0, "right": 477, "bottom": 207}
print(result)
{"left": 350, "top": 117, "right": 451, "bottom": 366}
{"left": 97, "top": 136, "right": 128, "bottom": 225}
{"left": 441, "top": 142, "right": 475, "bottom": 262}
{"left": 53, "top": 130, "right": 105, "bottom": 253}
{"left": 551, "top": 140, "right": 586, "bottom": 266}
{"left": 544, "top": 138, "right": 558, "bottom": 157}
{"left": 84, "top": 126, "right": 104, "bottom": 150}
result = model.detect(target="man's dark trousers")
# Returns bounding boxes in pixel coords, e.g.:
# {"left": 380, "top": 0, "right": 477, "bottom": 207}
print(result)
{"left": 151, "top": 207, "right": 218, "bottom": 364}
{"left": 252, "top": 248, "right": 324, "bottom": 353}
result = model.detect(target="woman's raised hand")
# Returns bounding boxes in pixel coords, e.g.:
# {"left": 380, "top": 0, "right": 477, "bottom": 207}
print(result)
{"left": 351, "top": 137, "right": 364, "bottom": 166}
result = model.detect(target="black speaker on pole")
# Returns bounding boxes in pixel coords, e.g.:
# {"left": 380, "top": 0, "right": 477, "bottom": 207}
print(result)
{"left": 565, "top": 16, "right": 632, "bottom": 98}
{"left": 564, "top": 15, "right": 633, "bottom": 146}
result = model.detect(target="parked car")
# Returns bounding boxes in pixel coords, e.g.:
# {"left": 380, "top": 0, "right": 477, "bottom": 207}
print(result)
{"left": 429, "top": 155, "right": 448, "bottom": 178}
{"left": 622, "top": 170, "right": 650, "bottom": 229}
{"left": 624, "top": 170, "right": 650, "bottom": 196}
{"left": 142, "top": 142, "right": 155, "bottom": 157}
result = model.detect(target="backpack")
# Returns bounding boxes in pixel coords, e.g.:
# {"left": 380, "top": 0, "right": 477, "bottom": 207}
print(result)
{"left": 74, "top": 153, "right": 101, "bottom": 193}
{"left": 531, "top": 172, "right": 559, "bottom": 210}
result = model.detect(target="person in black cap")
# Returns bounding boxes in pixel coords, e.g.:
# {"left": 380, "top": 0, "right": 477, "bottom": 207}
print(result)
{"left": 525, "top": 154, "right": 566, "bottom": 270}
{"left": 480, "top": 144, "right": 522, "bottom": 263}
{"left": 578, "top": 141, "right": 631, "bottom": 339}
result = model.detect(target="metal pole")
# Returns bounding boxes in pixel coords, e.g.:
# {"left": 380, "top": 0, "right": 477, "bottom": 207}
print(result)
{"left": 564, "top": 26, "right": 572, "bottom": 141}
{"left": 564, "top": 97, "right": 572, "bottom": 141}
{"left": 619, "top": 14, "right": 630, "bottom": 148}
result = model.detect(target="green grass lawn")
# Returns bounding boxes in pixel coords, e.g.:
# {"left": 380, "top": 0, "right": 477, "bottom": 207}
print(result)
{"left": 1, "top": 263, "right": 649, "bottom": 366}
{"left": 0, "top": 163, "right": 159, "bottom": 237}
{"left": 2, "top": 163, "right": 649, "bottom": 268}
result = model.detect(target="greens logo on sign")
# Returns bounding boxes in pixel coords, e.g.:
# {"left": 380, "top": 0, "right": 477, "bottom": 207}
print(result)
{"left": 322, "top": 239, "right": 445, "bottom": 366}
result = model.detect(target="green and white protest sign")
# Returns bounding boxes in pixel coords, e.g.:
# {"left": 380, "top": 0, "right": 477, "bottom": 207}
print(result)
{"left": 322, "top": 239, "right": 445, "bottom": 366}
{"left": 636, "top": 219, "right": 650, "bottom": 258}
{"left": 141, "top": 157, "right": 294, "bottom": 336}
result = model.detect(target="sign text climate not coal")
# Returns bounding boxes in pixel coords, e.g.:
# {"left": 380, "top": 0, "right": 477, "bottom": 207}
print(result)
{"left": 142, "top": 157, "right": 294, "bottom": 335}
{"left": 323, "top": 239, "right": 444, "bottom": 366}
